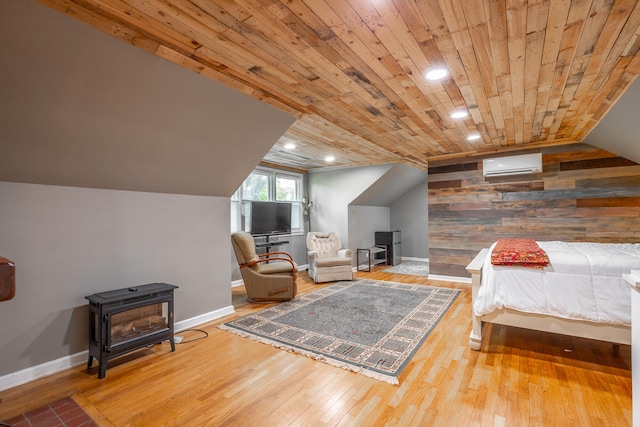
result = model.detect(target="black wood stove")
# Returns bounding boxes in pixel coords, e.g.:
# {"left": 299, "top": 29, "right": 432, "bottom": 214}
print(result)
{"left": 85, "top": 282, "right": 178, "bottom": 379}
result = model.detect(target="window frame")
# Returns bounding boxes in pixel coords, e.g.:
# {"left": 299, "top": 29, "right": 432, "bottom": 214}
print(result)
{"left": 232, "top": 167, "right": 304, "bottom": 235}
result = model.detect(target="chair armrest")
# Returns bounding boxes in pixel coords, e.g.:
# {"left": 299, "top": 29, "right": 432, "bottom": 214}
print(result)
{"left": 337, "top": 249, "right": 352, "bottom": 258}
{"left": 241, "top": 257, "right": 297, "bottom": 272}
{"left": 307, "top": 251, "right": 319, "bottom": 259}
{"left": 259, "top": 251, "right": 293, "bottom": 261}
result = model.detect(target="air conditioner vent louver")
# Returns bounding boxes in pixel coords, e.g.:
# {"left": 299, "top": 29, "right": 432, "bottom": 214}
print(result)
{"left": 482, "top": 153, "right": 542, "bottom": 178}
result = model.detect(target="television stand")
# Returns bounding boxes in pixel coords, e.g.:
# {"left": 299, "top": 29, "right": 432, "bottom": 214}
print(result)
{"left": 255, "top": 235, "right": 289, "bottom": 252}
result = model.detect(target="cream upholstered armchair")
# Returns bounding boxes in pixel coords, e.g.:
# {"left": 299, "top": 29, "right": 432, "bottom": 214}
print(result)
{"left": 306, "top": 231, "right": 353, "bottom": 283}
{"left": 231, "top": 231, "right": 297, "bottom": 302}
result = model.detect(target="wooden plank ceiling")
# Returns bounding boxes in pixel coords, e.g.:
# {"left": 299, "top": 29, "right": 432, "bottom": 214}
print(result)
{"left": 38, "top": 0, "right": 640, "bottom": 171}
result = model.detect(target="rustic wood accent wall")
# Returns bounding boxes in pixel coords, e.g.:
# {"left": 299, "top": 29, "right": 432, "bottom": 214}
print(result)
{"left": 428, "top": 144, "right": 640, "bottom": 278}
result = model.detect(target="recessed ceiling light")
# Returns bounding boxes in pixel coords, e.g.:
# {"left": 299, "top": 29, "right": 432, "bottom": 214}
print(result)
{"left": 451, "top": 110, "right": 468, "bottom": 119}
{"left": 325, "top": 155, "right": 335, "bottom": 163}
{"left": 467, "top": 134, "right": 481, "bottom": 141}
{"left": 284, "top": 142, "right": 296, "bottom": 150}
{"left": 451, "top": 110, "right": 469, "bottom": 119}
{"left": 425, "top": 67, "right": 448, "bottom": 81}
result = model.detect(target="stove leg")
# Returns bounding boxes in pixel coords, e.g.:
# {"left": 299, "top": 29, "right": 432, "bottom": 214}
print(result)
{"left": 98, "top": 361, "right": 107, "bottom": 379}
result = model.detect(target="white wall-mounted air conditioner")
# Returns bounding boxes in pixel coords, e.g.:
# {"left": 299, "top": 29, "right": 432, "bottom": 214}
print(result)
{"left": 482, "top": 153, "right": 542, "bottom": 178}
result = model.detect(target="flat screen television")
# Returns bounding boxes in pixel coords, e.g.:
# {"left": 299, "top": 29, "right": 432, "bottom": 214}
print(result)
{"left": 250, "top": 201, "right": 292, "bottom": 236}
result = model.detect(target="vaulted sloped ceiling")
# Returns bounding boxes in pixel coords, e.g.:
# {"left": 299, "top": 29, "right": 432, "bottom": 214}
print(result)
{"left": 33, "top": 0, "right": 640, "bottom": 171}
{"left": 584, "top": 78, "right": 640, "bottom": 164}
{"left": 2, "top": 0, "right": 639, "bottom": 190}
{"left": 351, "top": 164, "right": 428, "bottom": 206}
{"left": 0, "top": 1, "right": 295, "bottom": 197}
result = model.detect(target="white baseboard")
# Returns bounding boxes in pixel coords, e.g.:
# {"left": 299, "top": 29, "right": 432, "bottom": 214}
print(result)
{"left": 401, "top": 257, "right": 429, "bottom": 263}
{"left": 175, "top": 305, "right": 234, "bottom": 332}
{"left": 428, "top": 274, "right": 471, "bottom": 284}
{"left": 0, "top": 305, "right": 235, "bottom": 392}
{"left": 0, "top": 351, "right": 91, "bottom": 394}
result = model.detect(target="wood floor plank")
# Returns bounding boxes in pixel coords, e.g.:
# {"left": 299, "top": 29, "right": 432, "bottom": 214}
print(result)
{"left": 0, "top": 269, "right": 632, "bottom": 426}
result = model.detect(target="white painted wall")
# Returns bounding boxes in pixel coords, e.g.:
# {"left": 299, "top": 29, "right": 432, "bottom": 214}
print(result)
{"left": 585, "top": 79, "right": 640, "bottom": 165}
{"left": 309, "top": 164, "right": 428, "bottom": 261}
{"left": 390, "top": 181, "right": 429, "bottom": 258}
{"left": 0, "top": 182, "right": 232, "bottom": 376}
{"left": 348, "top": 206, "right": 391, "bottom": 254}
{"left": 308, "top": 165, "right": 392, "bottom": 249}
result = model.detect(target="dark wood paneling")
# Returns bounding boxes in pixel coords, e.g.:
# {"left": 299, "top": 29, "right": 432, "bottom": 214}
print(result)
{"left": 428, "top": 144, "right": 640, "bottom": 277}
{"left": 576, "top": 175, "right": 640, "bottom": 188}
{"left": 502, "top": 186, "right": 640, "bottom": 201}
{"left": 428, "top": 163, "right": 478, "bottom": 175}
{"left": 428, "top": 179, "right": 462, "bottom": 189}
{"left": 577, "top": 197, "right": 640, "bottom": 208}
{"left": 493, "top": 182, "right": 545, "bottom": 192}
{"left": 560, "top": 157, "right": 637, "bottom": 171}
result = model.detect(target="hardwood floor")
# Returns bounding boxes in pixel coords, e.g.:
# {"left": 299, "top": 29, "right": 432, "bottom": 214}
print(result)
{"left": 0, "top": 270, "right": 632, "bottom": 426}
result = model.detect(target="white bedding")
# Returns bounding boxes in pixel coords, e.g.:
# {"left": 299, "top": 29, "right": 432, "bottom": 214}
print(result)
{"left": 473, "top": 241, "right": 640, "bottom": 326}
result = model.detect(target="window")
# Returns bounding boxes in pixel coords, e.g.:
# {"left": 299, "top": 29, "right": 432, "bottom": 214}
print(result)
{"left": 276, "top": 175, "right": 297, "bottom": 201}
{"left": 231, "top": 167, "right": 304, "bottom": 234}
{"left": 242, "top": 171, "right": 270, "bottom": 201}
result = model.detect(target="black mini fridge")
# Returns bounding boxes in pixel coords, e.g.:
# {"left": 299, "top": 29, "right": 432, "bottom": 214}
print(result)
{"left": 375, "top": 231, "right": 401, "bottom": 266}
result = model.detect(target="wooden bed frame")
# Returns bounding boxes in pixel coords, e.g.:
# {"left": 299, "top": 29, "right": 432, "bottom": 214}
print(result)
{"left": 466, "top": 248, "right": 631, "bottom": 350}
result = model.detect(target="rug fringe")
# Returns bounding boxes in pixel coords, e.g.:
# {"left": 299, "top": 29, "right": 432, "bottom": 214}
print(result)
{"left": 218, "top": 324, "right": 399, "bottom": 385}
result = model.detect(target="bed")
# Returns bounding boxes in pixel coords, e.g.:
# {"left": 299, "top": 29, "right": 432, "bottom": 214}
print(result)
{"left": 467, "top": 240, "right": 640, "bottom": 350}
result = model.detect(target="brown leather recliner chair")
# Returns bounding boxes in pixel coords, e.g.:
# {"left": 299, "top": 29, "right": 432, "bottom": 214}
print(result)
{"left": 231, "top": 231, "right": 297, "bottom": 302}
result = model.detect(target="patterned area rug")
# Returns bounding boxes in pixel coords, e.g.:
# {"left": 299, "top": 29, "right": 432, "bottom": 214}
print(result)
{"left": 382, "top": 261, "right": 430, "bottom": 276}
{"left": 220, "top": 279, "right": 459, "bottom": 384}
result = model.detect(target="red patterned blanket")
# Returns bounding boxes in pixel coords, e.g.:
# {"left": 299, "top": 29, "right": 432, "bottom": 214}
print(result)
{"left": 491, "top": 238, "right": 550, "bottom": 268}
